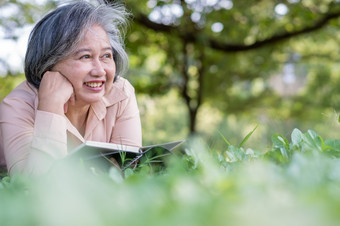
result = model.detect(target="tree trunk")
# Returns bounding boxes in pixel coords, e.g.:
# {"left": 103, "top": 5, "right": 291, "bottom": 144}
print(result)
{"left": 180, "top": 41, "right": 204, "bottom": 135}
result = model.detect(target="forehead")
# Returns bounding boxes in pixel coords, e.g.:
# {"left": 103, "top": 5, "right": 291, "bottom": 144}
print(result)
{"left": 78, "top": 24, "right": 111, "bottom": 47}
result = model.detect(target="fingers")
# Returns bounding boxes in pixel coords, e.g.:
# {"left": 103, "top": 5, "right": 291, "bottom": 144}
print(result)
{"left": 56, "top": 71, "right": 76, "bottom": 104}
{"left": 63, "top": 93, "right": 76, "bottom": 113}
{"left": 69, "top": 91, "right": 76, "bottom": 106}
{"left": 64, "top": 102, "right": 68, "bottom": 114}
{"left": 38, "top": 71, "right": 75, "bottom": 115}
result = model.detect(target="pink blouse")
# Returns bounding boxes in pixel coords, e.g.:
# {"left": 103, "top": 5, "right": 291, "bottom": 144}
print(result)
{"left": 0, "top": 77, "right": 142, "bottom": 175}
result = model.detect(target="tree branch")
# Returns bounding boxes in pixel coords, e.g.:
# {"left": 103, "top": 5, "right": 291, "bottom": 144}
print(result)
{"left": 133, "top": 13, "right": 174, "bottom": 32}
{"left": 132, "top": 9, "right": 340, "bottom": 52}
{"left": 208, "top": 10, "right": 340, "bottom": 52}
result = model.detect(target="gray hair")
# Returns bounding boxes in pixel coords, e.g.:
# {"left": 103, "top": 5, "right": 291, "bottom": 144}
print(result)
{"left": 25, "top": 0, "right": 130, "bottom": 88}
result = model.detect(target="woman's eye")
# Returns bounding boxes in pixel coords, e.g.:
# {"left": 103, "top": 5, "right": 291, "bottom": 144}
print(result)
{"left": 80, "top": 55, "right": 90, "bottom": 59}
{"left": 103, "top": 53, "right": 112, "bottom": 58}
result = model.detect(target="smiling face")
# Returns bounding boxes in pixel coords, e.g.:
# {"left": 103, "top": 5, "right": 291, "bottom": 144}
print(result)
{"left": 53, "top": 24, "right": 115, "bottom": 105}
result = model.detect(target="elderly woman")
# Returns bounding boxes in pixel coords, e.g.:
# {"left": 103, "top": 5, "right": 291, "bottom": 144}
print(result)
{"left": 0, "top": 1, "right": 142, "bottom": 175}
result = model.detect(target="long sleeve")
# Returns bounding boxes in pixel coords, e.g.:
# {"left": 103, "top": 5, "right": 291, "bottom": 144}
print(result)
{"left": 0, "top": 82, "right": 68, "bottom": 175}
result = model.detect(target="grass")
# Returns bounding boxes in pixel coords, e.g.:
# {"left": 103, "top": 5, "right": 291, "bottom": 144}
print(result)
{"left": 1, "top": 128, "right": 340, "bottom": 226}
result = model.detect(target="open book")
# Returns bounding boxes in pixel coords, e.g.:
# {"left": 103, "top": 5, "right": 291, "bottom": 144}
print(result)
{"left": 69, "top": 140, "right": 184, "bottom": 171}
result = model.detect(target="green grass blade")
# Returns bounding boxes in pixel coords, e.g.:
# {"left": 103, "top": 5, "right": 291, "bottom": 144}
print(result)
{"left": 218, "top": 130, "right": 231, "bottom": 146}
{"left": 238, "top": 125, "right": 258, "bottom": 148}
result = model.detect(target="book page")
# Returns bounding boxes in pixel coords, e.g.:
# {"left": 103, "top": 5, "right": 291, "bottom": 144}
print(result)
{"left": 80, "top": 141, "right": 141, "bottom": 153}
{"left": 141, "top": 140, "right": 185, "bottom": 153}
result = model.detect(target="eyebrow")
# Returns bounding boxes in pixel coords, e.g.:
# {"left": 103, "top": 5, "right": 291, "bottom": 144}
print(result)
{"left": 73, "top": 47, "right": 113, "bottom": 56}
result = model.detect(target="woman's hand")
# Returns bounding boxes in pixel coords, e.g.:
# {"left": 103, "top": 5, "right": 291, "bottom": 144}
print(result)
{"left": 37, "top": 71, "right": 75, "bottom": 115}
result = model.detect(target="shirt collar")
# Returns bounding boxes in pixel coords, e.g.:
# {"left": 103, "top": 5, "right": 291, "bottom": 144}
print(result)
{"left": 90, "top": 80, "right": 128, "bottom": 121}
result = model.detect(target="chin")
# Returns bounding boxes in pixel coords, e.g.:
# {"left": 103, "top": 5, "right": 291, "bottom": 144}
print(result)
{"left": 78, "top": 94, "right": 104, "bottom": 105}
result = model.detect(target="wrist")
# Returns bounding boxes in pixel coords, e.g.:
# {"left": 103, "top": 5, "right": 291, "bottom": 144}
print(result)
{"left": 38, "top": 99, "right": 65, "bottom": 115}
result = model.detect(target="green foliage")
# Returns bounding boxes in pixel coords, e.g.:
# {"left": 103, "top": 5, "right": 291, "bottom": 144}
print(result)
{"left": 0, "top": 74, "right": 25, "bottom": 101}
{"left": 122, "top": 0, "right": 340, "bottom": 135}
{"left": 267, "top": 128, "right": 339, "bottom": 163}
{"left": 138, "top": 91, "right": 188, "bottom": 144}
{"left": 2, "top": 127, "right": 340, "bottom": 226}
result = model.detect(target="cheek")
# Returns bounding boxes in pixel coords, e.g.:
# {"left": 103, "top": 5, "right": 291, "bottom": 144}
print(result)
{"left": 53, "top": 62, "right": 83, "bottom": 87}
{"left": 105, "top": 81, "right": 113, "bottom": 93}
{"left": 68, "top": 74, "right": 83, "bottom": 88}
{"left": 105, "top": 68, "right": 115, "bottom": 92}
{"left": 106, "top": 64, "right": 116, "bottom": 82}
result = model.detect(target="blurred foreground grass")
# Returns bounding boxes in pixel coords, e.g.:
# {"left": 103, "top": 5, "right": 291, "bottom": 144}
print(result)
{"left": 1, "top": 128, "right": 340, "bottom": 226}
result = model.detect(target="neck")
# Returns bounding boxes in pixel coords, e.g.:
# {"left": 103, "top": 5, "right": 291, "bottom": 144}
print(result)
{"left": 65, "top": 103, "right": 90, "bottom": 136}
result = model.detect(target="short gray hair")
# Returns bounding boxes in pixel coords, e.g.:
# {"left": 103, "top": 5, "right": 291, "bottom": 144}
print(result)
{"left": 25, "top": 0, "right": 130, "bottom": 88}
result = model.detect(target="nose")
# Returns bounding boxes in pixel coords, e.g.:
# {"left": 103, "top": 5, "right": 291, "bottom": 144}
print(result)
{"left": 90, "top": 58, "right": 105, "bottom": 77}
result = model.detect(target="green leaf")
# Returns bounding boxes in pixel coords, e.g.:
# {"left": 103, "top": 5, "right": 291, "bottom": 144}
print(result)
{"left": 226, "top": 145, "right": 245, "bottom": 162}
{"left": 303, "top": 130, "right": 323, "bottom": 152}
{"left": 271, "top": 134, "right": 290, "bottom": 159}
{"left": 324, "top": 139, "right": 340, "bottom": 150}
{"left": 323, "top": 139, "right": 340, "bottom": 157}
{"left": 291, "top": 128, "right": 303, "bottom": 146}
{"left": 218, "top": 130, "right": 231, "bottom": 146}
{"left": 238, "top": 124, "right": 258, "bottom": 148}
{"left": 272, "top": 134, "right": 289, "bottom": 150}
{"left": 123, "top": 168, "right": 135, "bottom": 178}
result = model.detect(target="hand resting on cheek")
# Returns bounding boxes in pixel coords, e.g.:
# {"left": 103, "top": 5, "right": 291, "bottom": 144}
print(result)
{"left": 37, "top": 71, "right": 75, "bottom": 115}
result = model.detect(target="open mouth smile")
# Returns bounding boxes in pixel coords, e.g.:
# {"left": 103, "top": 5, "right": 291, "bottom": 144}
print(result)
{"left": 84, "top": 81, "right": 104, "bottom": 88}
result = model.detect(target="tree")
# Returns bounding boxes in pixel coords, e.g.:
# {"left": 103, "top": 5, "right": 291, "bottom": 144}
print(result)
{"left": 3, "top": 0, "right": 340, "bottom": 136}
{"left": 119, "top": 0, "right": 340, "bottom": 134}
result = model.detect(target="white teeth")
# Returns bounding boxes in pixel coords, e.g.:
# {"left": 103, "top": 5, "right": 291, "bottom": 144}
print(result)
{"left": 85, "top": 82, "right": 102, "bottom": 88}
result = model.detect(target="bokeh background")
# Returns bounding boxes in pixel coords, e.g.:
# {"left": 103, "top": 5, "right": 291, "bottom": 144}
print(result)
{"left": 3, "top": 2, "right": 340, "bottom": 226}
{"left": 2, "top": 0, "right": 340, "bottom": 150}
